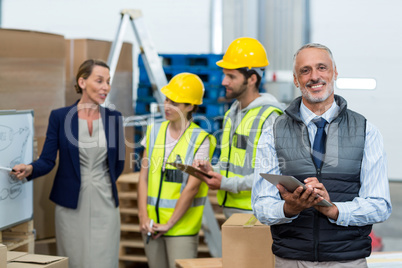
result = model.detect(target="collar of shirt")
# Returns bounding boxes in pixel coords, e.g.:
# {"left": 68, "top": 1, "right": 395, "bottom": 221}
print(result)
{"left": 299, "top": 100, "right": 340, "bottom": 126}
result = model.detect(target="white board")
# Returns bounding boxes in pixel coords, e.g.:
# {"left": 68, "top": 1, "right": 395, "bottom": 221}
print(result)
{"left": 0, "top": 110, "right": 34, "bottom": 230}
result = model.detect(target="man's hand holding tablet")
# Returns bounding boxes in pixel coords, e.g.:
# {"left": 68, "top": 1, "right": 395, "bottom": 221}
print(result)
{"left": 260, "top": 173, "right": 332, "bottom": 207}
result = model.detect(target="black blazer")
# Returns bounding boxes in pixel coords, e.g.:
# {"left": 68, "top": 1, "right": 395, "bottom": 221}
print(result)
{"left": 28, "top": 102, "right": 125, "bottom": 209}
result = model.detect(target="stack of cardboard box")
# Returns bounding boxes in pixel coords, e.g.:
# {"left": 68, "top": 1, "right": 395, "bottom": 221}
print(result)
{"left": 0, "top": 29, "right": 135, "bottom": 254}
{"left": 0, "top": 29, "right": 66, "bottom": 247}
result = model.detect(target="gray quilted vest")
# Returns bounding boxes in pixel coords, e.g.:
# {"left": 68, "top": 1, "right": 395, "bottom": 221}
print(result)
{"left": 271, "top": 95, "right": 372, "bottom": 262}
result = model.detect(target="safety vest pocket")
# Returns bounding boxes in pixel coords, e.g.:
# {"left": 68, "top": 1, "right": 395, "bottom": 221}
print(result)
{"left": 234, "top": 133, "right": 248, "bottom": 150}
{"left": 164, "top": 169, "right": 184, "bottom": 183}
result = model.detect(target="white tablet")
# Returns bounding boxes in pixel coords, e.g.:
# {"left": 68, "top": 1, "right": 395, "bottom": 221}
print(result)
{"left": 260, "top": 173, "right": 332, "bottom": 207}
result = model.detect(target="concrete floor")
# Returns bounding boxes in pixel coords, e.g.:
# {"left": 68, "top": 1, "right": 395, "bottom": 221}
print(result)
{"left": 372, "top": 182, "right": 402, "bottom": 252}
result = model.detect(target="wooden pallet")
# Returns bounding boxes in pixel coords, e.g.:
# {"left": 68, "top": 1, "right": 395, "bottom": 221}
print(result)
{"left": 117, "top": 172, "right": 226, "bottom": 267}
{"left": 0, "top": 220, "right": 35, "bottom": 253}
{"left": 34, "top": 237, "right": 57, "bottom": 256}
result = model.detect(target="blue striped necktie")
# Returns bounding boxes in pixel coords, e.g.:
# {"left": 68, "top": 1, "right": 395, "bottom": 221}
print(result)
{"left": 312, "top": 118, "right": 328, "bottom": 168}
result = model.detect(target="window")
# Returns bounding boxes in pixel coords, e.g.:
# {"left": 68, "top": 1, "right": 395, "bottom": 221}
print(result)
{"left": 336, "top": 78, "right": 377, "bottom": 90}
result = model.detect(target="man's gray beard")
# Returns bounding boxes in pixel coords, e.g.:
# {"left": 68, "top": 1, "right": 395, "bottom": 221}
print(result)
{"left": 300, "top": 80, "right": 335, "bottom": 103}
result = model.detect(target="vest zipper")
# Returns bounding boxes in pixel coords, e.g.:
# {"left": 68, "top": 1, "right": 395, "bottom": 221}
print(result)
{"left": 155, "top": 172, "right": 164, "bottom": 223}
{"left": 221, "top": 110, "right": 244, "bottom": 208}
{"left": 222, "top": 192, "right": 228, "bottom": 207}
{"left": 314, "top": 210, "right": 319, "bottom": 261}
{"left": 222, "top": 136, "right": 233, "bottom": 207}
{"left": 154, "top": 126, "right": 169, "bottom": 224}
{"left": 314, "top": 167, "right": 322, "bottom": 261}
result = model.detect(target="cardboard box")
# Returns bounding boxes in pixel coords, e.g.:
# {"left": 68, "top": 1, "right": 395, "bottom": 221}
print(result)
{"left": 0, "top": 244, "right": 6, "bottom": 268}
{"left": 0, "top": 29, "right": 66, "bottom": 240}
{"left": 0, "top": 28, "right": 66, "bottom": 138}
{"left": 7, "top": 251, "right": 67, "bottom": 268}
{"left": 6, "top": 252, "right": 26, "bottom": 265}
{"left": 222, "top": 214, "right": 275, "bottom": 268}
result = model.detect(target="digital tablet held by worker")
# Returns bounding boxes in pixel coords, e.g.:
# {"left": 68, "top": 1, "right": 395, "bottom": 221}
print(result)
{"left": 167, "top": 162, "right": 213, "bottom": 180}
{"left": 260, "top": 173, "right": 332, "bottom": 207}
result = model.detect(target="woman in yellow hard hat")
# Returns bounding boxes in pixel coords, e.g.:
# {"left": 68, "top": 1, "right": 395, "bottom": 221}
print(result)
{"left": 138, "top": 73, "right": 216, "bottom": 268}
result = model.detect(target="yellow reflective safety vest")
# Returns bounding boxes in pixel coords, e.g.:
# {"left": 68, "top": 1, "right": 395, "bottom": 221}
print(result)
{"left": 218, "top": 105, "right": 283, "bottom": 210}
{"left": 146, "top": 121, "right": 216, "bottom": 236}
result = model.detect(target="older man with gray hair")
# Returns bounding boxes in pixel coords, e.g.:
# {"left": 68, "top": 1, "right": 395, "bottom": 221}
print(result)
{"left": 252, "top": 43, "right": 391, "bottom": 268}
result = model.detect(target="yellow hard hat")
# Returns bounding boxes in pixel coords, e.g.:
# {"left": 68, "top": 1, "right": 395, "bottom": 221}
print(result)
{"left": 216, "top": 37, "right": 269, "bottom": 69}
{"left": 161, "top": 73, "right": 204, "bottom": 105}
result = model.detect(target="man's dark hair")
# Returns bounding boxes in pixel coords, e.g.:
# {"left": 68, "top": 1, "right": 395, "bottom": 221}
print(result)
{"left": 237, "top": 68, "right": 262, "bottom": 90}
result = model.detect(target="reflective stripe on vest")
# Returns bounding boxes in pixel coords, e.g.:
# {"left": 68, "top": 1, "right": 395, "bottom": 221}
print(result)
{"left": 147, "top": 196, "right": 207, "bottom": 208}
{"left": 146, "top": 121, "right": 216, "bottom": 236}
{"left": 218, "top": 105, "right": 282, "bottom": 210}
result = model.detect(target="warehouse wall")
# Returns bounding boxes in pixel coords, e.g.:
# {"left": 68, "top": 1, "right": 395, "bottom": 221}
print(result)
{"left": 1, "top": 0, "right": 212, "bottom": 53}
{"left": 310, "top": 0, "right": 402, "bottom": 180}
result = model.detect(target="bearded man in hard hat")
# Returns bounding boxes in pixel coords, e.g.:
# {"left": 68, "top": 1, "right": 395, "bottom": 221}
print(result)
{"left": 194, "top": 37, "right": 284, "bottom": 218}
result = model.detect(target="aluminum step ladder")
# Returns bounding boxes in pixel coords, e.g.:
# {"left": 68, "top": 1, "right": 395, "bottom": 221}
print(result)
{"left": 107, "top": 9, "right": 222, "bottom": 258}
{"left": 107, "top": 9, "right": 166, "bottom": 113}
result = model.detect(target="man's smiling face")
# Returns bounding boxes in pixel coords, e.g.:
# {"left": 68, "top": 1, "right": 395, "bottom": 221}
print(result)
{"left": 293, "top": 47, "right": 338, "bottom": 106}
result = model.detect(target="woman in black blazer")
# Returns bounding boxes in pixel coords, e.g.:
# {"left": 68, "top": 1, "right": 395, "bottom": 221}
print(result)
{"left": 13, "top": 59, "right": 125, "bottom": 268}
